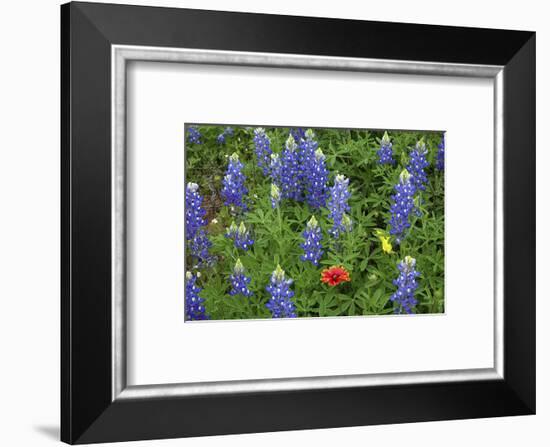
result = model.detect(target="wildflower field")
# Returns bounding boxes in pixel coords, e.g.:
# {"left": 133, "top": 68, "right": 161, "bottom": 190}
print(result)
{"left": 185, "top": 124, "right": 445, "bottom": 321}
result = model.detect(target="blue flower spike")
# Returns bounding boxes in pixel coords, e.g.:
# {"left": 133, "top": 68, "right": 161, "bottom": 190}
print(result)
{"left": 407, "top": 139, "right": 429, "bottom": 190}
{"left": 185, "top": 182, "right": 206, "bottom": 241}
{"left": 328, "top": 174, "right": 352, "bottom": 238}
{"left": 185, "top": 271, "right": 208, "bottom": 320}
{"left": 265, "top": 264, "right": 296, "bottom": 318}
{"left": 389, "top": 169, "right": 417, "bottom": 244}
{"left": 390, "top": 256, "right": 420, "bottom": 314}
{"left": 300, "top": 129, "right": 318, "bottom": 174}
{"left": 185, "top": 182, "right": 212, "bottom": 266}
{"left": 222, "top": 152, "right": 248, "bottom": 211}
{"left": 186, "top": 126, "right": 202, "bottom": 145}
{"left": 300, "top": 215, "right": 324, "bottom": 266}
{"left": 226, "top": 221, "right": 254, "bottom": 251}
{"left": 229, "top": 258, "right": 253, "bottom": 298}
{"left": 436, "top": 134, "right": 445, "bottom": 171}
{"left": 253, "top": 128, "right": 272, "bottom": 175}
{"left": 235, "top": 222, "right": 254, "bottom": 251}
{"left": 377, "top": 131, "right": 395, "bottom": 165}
{"left": 281, "top": 134, "right": 302, "bottom": 201}
{"left": 305, "top": 147, "right": 329, "bottom": 209}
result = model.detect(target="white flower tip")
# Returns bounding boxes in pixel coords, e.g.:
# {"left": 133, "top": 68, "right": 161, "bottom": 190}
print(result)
{"left": 270, "top": 183, "right": 280, "bottom": 200}
{"left": 285, "top": 134, "right": 297, "bottom": 151}
{"left": 403, "top": 256, "right": 416, "bottom": 270}
{"left": 399, "top": 169, "right": 411, "bottom": 184}
{"left": 335, "top": 174, "right": 348, "bottom": 184}
{"left": 307, "top": 215, "right": 318, "bottom": 228}
{"left": 234, "top": 258, "right": 244, "bottom": 273}
{"left": 273, "top": 264, "right": 285, "bottom": 281}
{"left": 238, "top": 222, "right": 247, "bottom": 234}
{"left": 227, "top": 221, "right": 238, "bottom": 234}
{"left": 416, "top": 139, "right": 427, "bottom": 152}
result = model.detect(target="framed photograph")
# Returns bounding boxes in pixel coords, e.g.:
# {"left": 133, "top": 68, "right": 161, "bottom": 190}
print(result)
{"left": 61, "top": 2, "right": 535, "bottom": 444}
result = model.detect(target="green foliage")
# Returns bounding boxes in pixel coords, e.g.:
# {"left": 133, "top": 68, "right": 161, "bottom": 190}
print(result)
{"left": 186, "top": 125, "right": 444, "bottom": 319}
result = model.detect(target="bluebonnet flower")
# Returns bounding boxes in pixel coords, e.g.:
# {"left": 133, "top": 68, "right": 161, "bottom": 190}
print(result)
{"left": 229, "top": 258, "right": 253, "bottom": 297}
{"left": 436, "top": 134, "right": 445, "bottom": 171}
{"left": 187, "top": 126, "right": 202, "bottom": 144}
{"left": 281, "top": 134, "right": 302, "bottom": 201}
{"left": 328, "top": 174, "right": 352, "bottom": 238}
{"left": 300, "top": 216, "right": 323, "bottom": 266}
{"left": 389, "top": 169, "right": 417, "bottom": 244}
{"left": 185, "top": 183, "right": 212, "bottom": 266}
{"left": 234, "top": 222, "right": 254, "bottom": 251}
{"left": 225, "top": 222, "right": 238, "bottom": 240}
{"left": 226, "top": 222, "right": 254, "bottom": 251}
{"left": 377, "top": 131, "right": 395, "bottom": 165}
{"left": 189, "top": 230, "right": 213, "bottom": 266}
{"left": 185, "top": 271, "right": 208, "bottom": 320}
{"left": 217, "top": 127, "right": 234, "bottom": 145}
{"left": 185, "top": 182, "right": 207, "bottom": 241}
{"left": 290, "top": 127, "right": 306, "bottom": 143}
{"left": 270, "top": 183, "right": 281, "bottom": 209}
{"left": 299, "top": 128, "right": 318, "bottom": 173}
{"left": 253, "top": 128, "right": 272, "bottom": 175}
{"left": 407, "top": 140, "right": 429, "bottom": 190}
{"left": 265, "top": 264, "right": 296, "bottom": 318}
{"left": 298, "top": 129, "right": 328, "bottom": 208}
{"left": 305, "top": 148, "right": 329, "bottom": 208}
{"left": 222, "top": 153, "right": 248, "bottom": 211}
{"left": 390, "top": 256, "right": 420, "bottom": 314}
{"left": 269, "top": 153, "right": 282, "bottom": 186}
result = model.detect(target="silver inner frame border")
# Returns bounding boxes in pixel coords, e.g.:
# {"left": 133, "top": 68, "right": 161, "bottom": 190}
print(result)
{"left": 111, "top": 45, "right": 505, "bottom": 402}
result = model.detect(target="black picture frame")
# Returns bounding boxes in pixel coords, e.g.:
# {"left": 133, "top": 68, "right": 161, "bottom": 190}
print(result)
{"left": 61, "top": 2, "right": 535, "bottom": 444}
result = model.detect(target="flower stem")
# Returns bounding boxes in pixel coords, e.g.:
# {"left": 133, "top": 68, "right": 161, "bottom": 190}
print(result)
{"left": 277, "top": 205, "right": 283, "bottom": 240}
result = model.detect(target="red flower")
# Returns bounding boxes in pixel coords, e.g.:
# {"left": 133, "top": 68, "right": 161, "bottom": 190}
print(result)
{"left": 321, "top": 266, "right": 351, "bottom": 286}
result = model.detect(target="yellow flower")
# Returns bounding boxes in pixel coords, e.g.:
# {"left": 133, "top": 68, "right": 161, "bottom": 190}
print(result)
{"left": 380, "top": 236, "right": 393, "bottom": 254}
{"left": 374, "top": 230, "right": 393, "bottom": 254}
